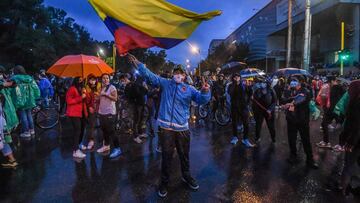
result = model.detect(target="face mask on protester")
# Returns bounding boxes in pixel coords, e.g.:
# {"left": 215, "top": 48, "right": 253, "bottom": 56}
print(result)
{"left": 173, "top": 74, "right": 184, "bottom": 83}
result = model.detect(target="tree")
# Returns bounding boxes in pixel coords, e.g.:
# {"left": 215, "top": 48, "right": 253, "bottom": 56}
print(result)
{"left": 200, "top": 42, "right": 249, "bottom": 73}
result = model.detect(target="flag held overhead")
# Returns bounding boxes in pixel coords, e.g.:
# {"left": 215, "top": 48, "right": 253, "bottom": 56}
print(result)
{"left": 89, "top": 0, "right": 221, "bottom": 54}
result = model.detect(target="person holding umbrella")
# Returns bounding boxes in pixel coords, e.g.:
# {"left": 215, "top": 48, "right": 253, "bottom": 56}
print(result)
{"left": 66, "top": 77, "right": 88, "bottom": 159}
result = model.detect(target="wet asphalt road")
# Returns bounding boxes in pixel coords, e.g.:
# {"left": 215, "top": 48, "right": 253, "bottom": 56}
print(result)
{"left": 0, "top": 112, "right": 359, "bottom": 203}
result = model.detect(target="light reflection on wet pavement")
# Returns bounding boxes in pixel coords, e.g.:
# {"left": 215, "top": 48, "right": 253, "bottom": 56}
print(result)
{"left": 0, "top": 113, "right": 359, "bottom": 202}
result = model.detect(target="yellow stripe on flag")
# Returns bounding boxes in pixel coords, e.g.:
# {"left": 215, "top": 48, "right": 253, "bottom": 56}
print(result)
{"left": 89, "top": 0, "right": 221, "bottom": 39}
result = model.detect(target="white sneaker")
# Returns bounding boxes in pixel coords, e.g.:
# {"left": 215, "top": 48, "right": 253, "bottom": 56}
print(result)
{"left": 134, "top": 137, "right": 143, "bottom": 144}
{"left": 73, "top": 150, "right": 86, "bottom": 158}
{"left": 20, "top": 132, "right": 31, "bottom": 138}
{"left": 139, "top": 133, "right": 148, "bottom": 138}
{"left": 96, "top": 145, "right": 110, "bottom": 153}
{"left": 29, "top": 129, "right": 35, "bottom": 135}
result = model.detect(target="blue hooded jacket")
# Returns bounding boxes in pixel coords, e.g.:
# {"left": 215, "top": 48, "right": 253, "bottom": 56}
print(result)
{"left": 137, "top": 63, "right": 211, "bottom": 131}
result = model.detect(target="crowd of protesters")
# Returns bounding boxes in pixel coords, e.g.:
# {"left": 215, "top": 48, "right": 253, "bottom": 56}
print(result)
{"left": 0, "top": 59, "right": 359, "bottom": 198}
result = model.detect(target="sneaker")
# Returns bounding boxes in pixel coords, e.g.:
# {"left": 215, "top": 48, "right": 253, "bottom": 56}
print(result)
{"left": 20, "top": 132, "right": 31, "bottom": 138}
{"left": 156, "top": 146, "right": 162, "bottom": 153}
{"left": 109, "top": 148, "right": 122, "bottom": 159}
{"left": 1, "top": 160, "right": 18, "bottom": 168}
{"left": 79, "top": 144, "right": 87, "bottom": 151}
{"left": 333, "top": 145, "right": 345, "bottom": 152}
{"left": 242, "top": 139, "right": 255, "bottom": 148}
{"left": 316, "top": 141, "right": 331, "bottom": 148}
{"left": 230, "top": 137, "right": 239, "bottom": 145}
{"left": 306, "top": 160, "right": 319, "bottom": 169}
{"left": 182, "top": 177, "right": 200, "bottom": 190}
{"left": 157, "top": 184, "right": 168, "bottom": 198}
{"left": 286, "top": 156, "right": 299, "bottom": 165}
{"left": 133, "top": 137, "right": 143, "bottom": 144}
{"left": 73, "top": 150, "right": 86, "bottom": 159}
{"left": 139, "top": 133, "right": 148, "bottom": 139}
{"left": 29, "top": 129, "right": 35, "bottom": 135}
{"left": 87, "top": 140, "right": 95, "bottom": 150}
{"left": 97, "top": 145, "right": 110, "bottom": 153}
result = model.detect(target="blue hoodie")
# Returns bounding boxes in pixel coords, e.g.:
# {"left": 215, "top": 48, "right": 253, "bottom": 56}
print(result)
{"left": 137, "top": 63, "right": 211, "bottom": 131}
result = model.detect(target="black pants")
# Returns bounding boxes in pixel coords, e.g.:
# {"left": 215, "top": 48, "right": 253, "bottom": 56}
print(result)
{"left": 70, "top": 117, "right": 86, "bottom": 151}
{"left": 132, "top": 104, "right": 144, "bottom": 135}
{"left": 321, "top": 108, "right": 337, "bottom": 143}
{"left": 287, "top": 120, "right": 313, "bottom": 160}
{"left": 159, "top": 128, "right": 191, "bottom": 186}
{"left": 254, "top": 108, "right": 275, "bottom": 141}
{"left": 341, "top": 145, "right": 360, "bottom": 189}
{"left": 99, "top": 114, "right": 119, "bottom": 148}
{"left": 231, "top": 107, "right": 249, "bottom": 139}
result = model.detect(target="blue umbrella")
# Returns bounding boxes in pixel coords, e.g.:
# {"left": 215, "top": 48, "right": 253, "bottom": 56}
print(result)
{"left": 240, "top": 68, "right": 266, "bottom": 78}
{"left": 273, "top": 68, "right": 311, "bottom": 77}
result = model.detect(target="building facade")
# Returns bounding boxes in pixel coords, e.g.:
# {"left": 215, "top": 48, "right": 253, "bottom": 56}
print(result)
{"left": 215, "top": 0, "right": 360, "bottom": 73}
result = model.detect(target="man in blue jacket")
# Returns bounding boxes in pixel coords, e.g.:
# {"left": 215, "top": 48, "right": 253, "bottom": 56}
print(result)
{"left": 128, "top": 54, "right": 211, "bottom": 198}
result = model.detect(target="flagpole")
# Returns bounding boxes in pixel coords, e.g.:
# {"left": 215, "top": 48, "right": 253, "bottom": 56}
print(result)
{"left": 113, "top": 43, "right": 116, "bottom": 72}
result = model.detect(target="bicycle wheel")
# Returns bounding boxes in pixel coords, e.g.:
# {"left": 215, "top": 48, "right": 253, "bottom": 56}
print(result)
{"left": 36, "top": 108, "right": 59, "bottom": 129}
{"left": 215, "top": 107, "right": 230, "bottom": 126}
{"left": 198, "top": 104, "right": 209, "bottom": 119}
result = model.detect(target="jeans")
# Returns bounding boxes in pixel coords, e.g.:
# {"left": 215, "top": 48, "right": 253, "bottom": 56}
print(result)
{"left": 18, "top": 109, "right": 34, "bottom": 133}
{"left": 1, "top": 142, "right": 12, "bottom": 156}
{"left": 231, "top": 107, "right": 249, "bottom": 139}
{"left": 82, "top": 112, "right": 96, "bottom": 145}
{"left": 159, "top": 128, "right": 191, "bottom": 186}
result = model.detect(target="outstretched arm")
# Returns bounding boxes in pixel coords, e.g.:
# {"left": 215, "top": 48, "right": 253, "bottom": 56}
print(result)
{"left": 128, "top": 54, "right": 165, "bottom": 88}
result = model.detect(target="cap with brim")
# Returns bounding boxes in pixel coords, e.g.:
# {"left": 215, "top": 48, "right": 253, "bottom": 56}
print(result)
{"left": 173, "top": 66, "right": 185, "bottom": 74}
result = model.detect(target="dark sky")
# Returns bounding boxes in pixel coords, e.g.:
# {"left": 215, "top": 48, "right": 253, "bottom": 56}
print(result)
{"left": 44, "top": 0, "right": 270, "bottom": 67}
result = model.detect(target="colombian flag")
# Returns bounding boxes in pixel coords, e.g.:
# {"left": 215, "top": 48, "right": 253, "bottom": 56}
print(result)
{"left": 89, "top": 0, "right": 221, "bottom": 54}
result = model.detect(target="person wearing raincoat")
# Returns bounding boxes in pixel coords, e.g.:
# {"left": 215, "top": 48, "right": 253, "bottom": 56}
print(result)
{"left": 0, "top": 65, "right": 19, "bottom": 168}
{"left": 9, "top": 65, "right": 40, "bottom": 138}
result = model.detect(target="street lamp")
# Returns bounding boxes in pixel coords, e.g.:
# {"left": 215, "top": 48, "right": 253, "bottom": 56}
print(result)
{"left": 187, "top": 42, "right": 201, "bottom": 75}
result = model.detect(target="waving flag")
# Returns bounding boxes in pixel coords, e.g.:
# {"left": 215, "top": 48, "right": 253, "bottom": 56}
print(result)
{"left": 89, "top": 0, "right": 221, "bottom": 54}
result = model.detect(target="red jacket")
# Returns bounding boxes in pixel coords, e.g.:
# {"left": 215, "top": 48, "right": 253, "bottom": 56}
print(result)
{"left": 66, "top": 86, "right": 88, "bottom": 118}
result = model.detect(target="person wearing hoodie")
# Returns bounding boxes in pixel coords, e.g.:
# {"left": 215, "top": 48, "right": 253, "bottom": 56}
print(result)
{"left": 316, "top": 76, "right": 345, "bottom": 149}
{"left": 252, "top": 78, "right": 277, "bottom": 143}
{"left": 339, "top": 80, "right": 360, "bottom": 196}
{"left": 227, "top": 73, "right": 254, "bottom": 147}
{"left": 128, "top": 54, "right": 210, "bottom": 198}
{"left": 0, "top": 65, "right": 18, "bottom": 168}
{"left": 38, "top": 73, "right": 54, "bottom": 108}
{"left": 10, "top": 65, "right": 40, "bottom": 138}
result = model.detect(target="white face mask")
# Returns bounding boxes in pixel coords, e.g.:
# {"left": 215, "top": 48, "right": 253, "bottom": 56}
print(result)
{"left": 173, "top": 74, "right": 184, "bottom": 83}
{"left": 0, "top": 75, "right": 3, "bottom": 80}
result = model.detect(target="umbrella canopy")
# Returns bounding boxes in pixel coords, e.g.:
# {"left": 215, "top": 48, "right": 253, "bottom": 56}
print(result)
{"left": 220, "top": 61, "right": 247, "bottom": 75}
{"left": 47, "top": 54, "right": 114, "bottom": 78}
{"left": 273, "top": 68, "right": 311, "bottom": 77}
{"left": 240, "top": 68, "right": 266, "bottom": 78}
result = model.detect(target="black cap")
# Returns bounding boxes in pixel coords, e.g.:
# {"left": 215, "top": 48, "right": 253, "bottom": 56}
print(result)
{"left": 233, "top": 73, "right": 240, "bottom": 77}
{"left": 173, "top": 65, "right": 185, "bottom": 74}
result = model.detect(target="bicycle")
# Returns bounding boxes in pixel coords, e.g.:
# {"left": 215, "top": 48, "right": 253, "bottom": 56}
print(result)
{"left": 32, "top": 100, "right": 59, "bottom": 129}
{"left": 214, "top": 96, "right": 231, "bottom": 126}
